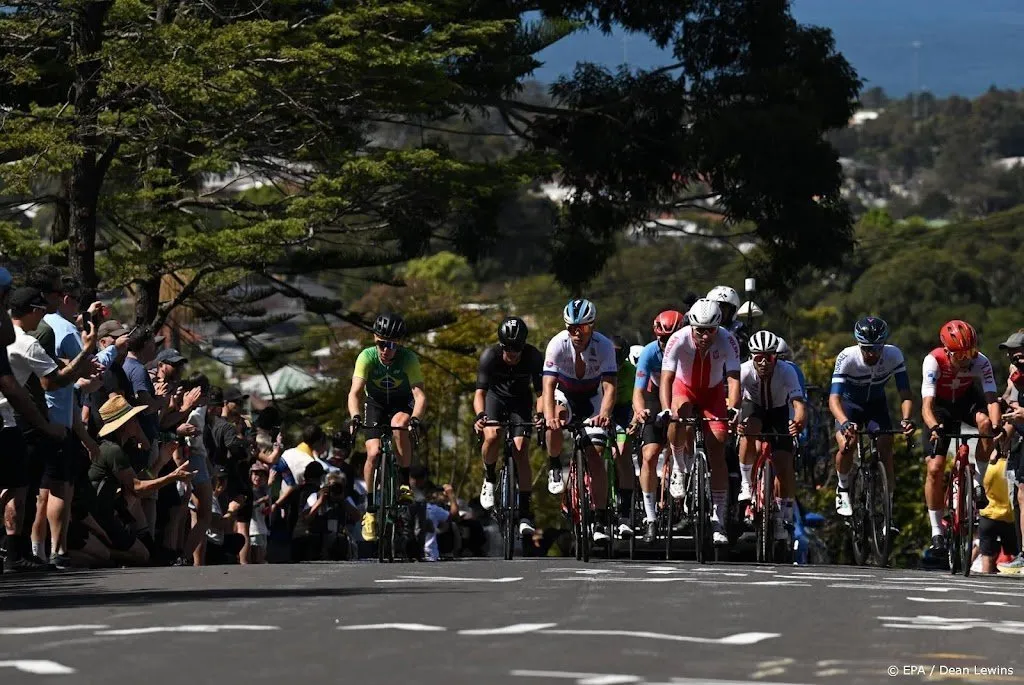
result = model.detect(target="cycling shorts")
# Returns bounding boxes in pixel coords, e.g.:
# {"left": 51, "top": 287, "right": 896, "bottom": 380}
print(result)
{"left": 925, "top": 386, "right": 989, "bottom": 458}
{"left": 671, "top": 380, "right": 728, "bottom": 433}
{"left": 554, "top": 389, "right": 607, "bottom": 448}
{"left": 363, "top": 396, "right": 415, "bottom": 441}
{"left": 484, "top": 391, "right": 533, "bottom": 439}
{"left": 740, "top": 400, "right": 793, "bottom": 453}
{"left": 835, "top": 396, "right": 893, "bottom": 433}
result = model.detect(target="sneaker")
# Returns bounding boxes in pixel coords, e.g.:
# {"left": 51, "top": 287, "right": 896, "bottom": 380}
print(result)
{"left": 50, "top": 553, "right": 72, "bottom": 571}
{"left": 669, "top": 471, "right": 685, "bottom": 499}
{"left": 642, "top": 520, "right": 657, "bottom": 544}
{"left": 592, "top": 525, "right": 610, "bottom": 543}
{"left": 928, "top": 535, "right": 946, "bottom": 553}
{"left": 617, "top": 519, "right": 634, "bottom": 539}
{"left": 547, "top": 468, "right": 564, "bottom": 495}
{"left": 398, "top": 485, "right": 414, "bottom": 503}
{"left": 738, "top": 481, "right": 752, "bottom": 502}
{"left": 480, "top": 481, "right": 496, "bottom": 510}
{"left": 835, "top": 487, "right": 853, "bottom": 517}
{"left": 362, "top": 512, "right": 378, "bottom": 542}
{"left": 712, "top": 529, "right": 729, "bottom": 546}
{"left": 3, "top": 555, "right": 46, "bottom": 573}
{"left": 998, "top": 554, "right": 1024, "bottom": 575}
{"left": 518, "top": 519, "right": 536, "bottom": 537}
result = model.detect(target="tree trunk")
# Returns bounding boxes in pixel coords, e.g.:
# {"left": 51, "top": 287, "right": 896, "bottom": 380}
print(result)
{"left": 66, "top": 1, "right": 113, "bottom": 305}
{"left": 134, "top": 234, "right": 165, "bottom": 325}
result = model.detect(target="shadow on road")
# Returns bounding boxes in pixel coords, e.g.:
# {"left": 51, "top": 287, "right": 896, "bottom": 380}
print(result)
{"left": 0, "top": 575, "right": 460, "bottom": 611}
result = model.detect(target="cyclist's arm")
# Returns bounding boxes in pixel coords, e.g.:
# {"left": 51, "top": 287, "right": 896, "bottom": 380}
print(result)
{"left": 599, "top": 376, "right": 615, "bottom": 419}
{"left": 985, "top": 391, "right": 1003, "bottom": 434}
{"left": 828, "top": 353, "right": 849, "bottom": 425}
{"left": 659, "top": 370, "right": 675, "bottom": 411}
{"left": 725, "top": 371, "right": 740, "bottom": 411}
{"left": 347, "top": 376, "right": 366, "bottom": 418}
{"left": 898, "top": 389, "right": 914, "bottom": 423}
{"left": 791, "top": 397, "right": 807, "bottom": 428}
{"left": 542, "top": 375, "right": 557, "bottom": 421}
{"left": 410, "top": 383, "right": 426, "bottom": 420}
{"left": 632, "top": 386, "right": 648, "bottom": 417}
{"left": 921, "top": 395, "right": 939, "bottom": 431}
{"left": 473, "top": 388, "right": 486, "bottom": 416}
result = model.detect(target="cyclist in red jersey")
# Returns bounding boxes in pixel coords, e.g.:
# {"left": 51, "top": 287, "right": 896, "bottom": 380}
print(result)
{"left": 921, "top": 320, "right": 1003, "bottom": 554}
{"left": 658, "top": 299, "right": 741, "bottom": 546}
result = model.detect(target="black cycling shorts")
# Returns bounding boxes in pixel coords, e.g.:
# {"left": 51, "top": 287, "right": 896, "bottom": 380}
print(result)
{"left": 925, "top": 387, "right": 989, "bottom": 458}
{"left": 362, "top": 396, "right": 415, "bottom": 440}
{"left": 0, "top": 426, "right": 29, "bottom": 490}
{"left": 484, "top": 392, "right": 533, "bottom": 438}
{"left": 740, "top": 400, "right": 793, "bottom": 452}
{"left": 24, "top": 428, "right": 78, "bottom": 489}
{"left": 978, "top": 517, "right": 1018, "bottom": 557}
{"left": 639, "top": 420, "right": 667, "bottom": 448}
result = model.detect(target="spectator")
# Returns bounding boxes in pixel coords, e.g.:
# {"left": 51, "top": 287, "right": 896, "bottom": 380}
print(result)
{"left": 296, "top": 471, "right": 357, "bottom": 561}
{"left": 978, "top": 451, "right": 1019, "bottom": 574}
{"left": 181, "top": 374, "right": 215, "bottom": 566}
{"left": 83, "top": 320, "right": 131, "bottom": 434}
{"left": 424, "top": 484, "right": 459, "bottom": 562}
{"left": 199, "top": 467, "right": 246, "bottom": 564}
{"left": 206, "top": 386, "right": 253, "bottom": 563}
{"left": 409, "top": 464, "right": 442, "bottom": 502}
{"left": 248, "top": 462, "right": 271, "bottom": 564}
{"left": 7, "top": 286, "right": 98, "bottom": 569}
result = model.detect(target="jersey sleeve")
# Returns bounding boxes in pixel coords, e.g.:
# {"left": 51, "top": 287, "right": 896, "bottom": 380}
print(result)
{"left": 352, "top": 348, "right": 372, "bottom": 381}
{"left": 475, "top": 346, "right": 495, "bottom": 390}
{"left": 723, "top": 330, "right": 741, "bottom": 373}
{"left": 977, "top": 355, "right": 998, "bottom": 394}
{"left": 543, "top": 336, "right": 560, "bottom": 377}
{"left": 829, "top": 351, "right": 848, "bottom": 395}
{"left": 599, "top": 338, "right": 617, "bottom": 378}
{"left": 739, "top": 362, "right": 755, "bottom": 400}
{"left": 661, "top": 332, "right": 681, "bottom": 373}
{"left": 780, "top": 362, "right": 803, "bottom": 403}
{"left": 634, "top": 344, "right": 656, "bottom": 390}
{"left": 405, "top": 353, "right": 424, "bottom": 387}
{"left": 891, "top": 347, "right": 910, "bottom": 392}
{"left": 921, "top": 354, "right": 939, "bottom": 398}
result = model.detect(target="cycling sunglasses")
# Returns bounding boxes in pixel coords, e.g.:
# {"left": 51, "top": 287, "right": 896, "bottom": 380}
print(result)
{"left": 500, "top": 343, "right": 524, "bottom": 353}
{"left": 859, "top": 343, "right": 884, "bottom": 354}
{"left": 752, "top": 353, "right": 776, "bottom": 364}
{"left": 566, "top": 324, "right": 592, "bottom": 335}
{"left": 375, "top": 339, "right": 397, "bottom": 351}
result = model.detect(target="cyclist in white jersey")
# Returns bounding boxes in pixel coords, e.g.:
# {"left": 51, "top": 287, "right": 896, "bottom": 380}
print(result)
{"left": 657, "top": 299, "right": 741, "bottom": 546}
{"left": 542, "top": 298, "right": 617, "bottom": 542}
{"left": 830, "top": 317, "right": 915, "bottom": 518}
{"left": 737, "top": 331, "right": 806, "bottom": 542}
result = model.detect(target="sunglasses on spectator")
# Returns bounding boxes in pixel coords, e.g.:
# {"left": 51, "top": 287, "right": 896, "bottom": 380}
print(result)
{"left": 566, "top": 324, "right": 591, "bottom": 335}
{"left": 376, "top": 339, "right": 397, "bottom": 351}
{"left": 752, "top": 353, "right": 776, "bottom": 364}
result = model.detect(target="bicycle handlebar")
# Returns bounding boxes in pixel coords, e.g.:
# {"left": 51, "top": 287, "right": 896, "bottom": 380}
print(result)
{"left": 479, "top": 420, "right": 537, "bottom": 429}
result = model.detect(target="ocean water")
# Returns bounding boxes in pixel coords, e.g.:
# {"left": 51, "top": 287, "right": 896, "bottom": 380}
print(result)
{"left": 533, "top": 0, "right": 1024, "bottom": 97}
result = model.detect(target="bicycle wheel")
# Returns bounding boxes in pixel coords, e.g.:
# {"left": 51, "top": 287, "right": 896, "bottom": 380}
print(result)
{"left": 575, "top": 447, "right": 592, "bottom": 562}
{"left": 566, "top": 458, "right": 582, "bottom": 561}
{"left": 947, "top": 466, "right": 960, "bottom": 575}
{"left": 693, "top": 452, "right": 711, "bottom": 564}
{"left": 869, "top": 461, "right": 892, "bottom": 567}
{"left": 756, "top": 459, "right": 775, "bottom": 564}
{"left": 605, "top": 444, "right": 619, "bottom": 559}
{"left": 376, "top": 446, "right": 396, "bottom": 563}
{"left": 502, "top": 452, "right": 517, "bottom": 561}
{"left": 662, "top": 474, "right": 675, "bottom": 561}
{"left": 960, "top": 465, "right": 975, "bottom": 578}
{"left": 849, "top": 465, "right": 869, "bottom": 566}
{"left": 629, "top": 472, "right": 642, "bottom": 560}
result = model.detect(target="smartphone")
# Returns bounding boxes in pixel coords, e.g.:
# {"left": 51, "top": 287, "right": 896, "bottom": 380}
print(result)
{"left": 81, "top": 311, "right": 92, "bottom": 329}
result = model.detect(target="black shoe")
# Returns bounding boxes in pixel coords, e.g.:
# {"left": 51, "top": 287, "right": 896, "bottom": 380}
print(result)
{"left": 928, "top": 535, "right": 946, "bottom": 553}
{"left": 643, "top": 521, "right": 657, "bottom": 544}
{"left": 50, "top": 553, "right": 72, "bottom": 571}
{"left": 170, "top": 556, "right": 192, "bottom": 567}
{"left": 4, "top": 554, "right": 47, "bottom": 573}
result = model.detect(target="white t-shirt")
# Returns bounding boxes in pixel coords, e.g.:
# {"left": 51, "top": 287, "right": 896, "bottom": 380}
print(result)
{"left": 186, "top": 406, "right": 207, "bottom": 458}
{"left": 279, "top": 447, "right": 315, "bottom": 486}
{"left": 740, "top": 360, "right": 803, "bottom": 409}
{"left": 662, "top": 326, "right": 740, "bottom": 390}
{"left": 0, "top": 325, "right": 58, "bottom": 428}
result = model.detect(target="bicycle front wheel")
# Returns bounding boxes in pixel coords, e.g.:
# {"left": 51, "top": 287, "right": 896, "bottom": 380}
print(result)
{"left": 756, "top": 460, "right": 775, "bottom": 564}
{"left": 849, "top": 467, "right": 869, "bottom": 566}
{"left": 575, "top": 447, "right": 592, "bottom": 562}
{"left": 376, "top": 448, "right": 396, "bottom": 563}
{"left": 693, "top": 453, "right": 711, "bottom": 564}
{"left": 501, "top": 453, "right": 517, "bottom": 561}
{"left": 869, "top": 461, "right": 892, "bottom": 567}
{"left": 960, "top": 466, "right": 976, "bottom": 577}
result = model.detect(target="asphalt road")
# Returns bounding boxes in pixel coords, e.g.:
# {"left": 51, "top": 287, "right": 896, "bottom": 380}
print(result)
{"left": 1, "top": 560, "right": 1023, "bottom": 685}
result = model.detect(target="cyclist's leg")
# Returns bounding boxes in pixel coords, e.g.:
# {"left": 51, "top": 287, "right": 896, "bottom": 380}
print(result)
{"left": 703, "top": 385, "right": 730, "bottom": 535}
{"left": 546, "top": 390, "right": 570, "bottom": 493}
{"left": 738, "top": 400, "right": 763, "bottom": 501}
{"left": 390, "top": 403, "right": 414, "bottom": 486}
{"left": 924, "top": 399, "right": 954, "bottom": 544}
{"left": 833, "top": 400, "right": 860, "bottom": 515}
{"left": 361, "top": 401, "right": 387, "bottom": 541}
{"left": 479, "top": 393, "right": 505, "bottom": 509}
{"left": 639, "top": 422, "right": 665, "bottom": 530}
{"left": 668, "top": 379, "right": 696, "bottom": 475}
{"left": 766, "top": 407, "right": 795, "bottom": 537}
{"left": 508, "top": 403, "right": 534, "bottom": 529}
{"left": 869, "top": 398, "right": 896, "bottom": 499}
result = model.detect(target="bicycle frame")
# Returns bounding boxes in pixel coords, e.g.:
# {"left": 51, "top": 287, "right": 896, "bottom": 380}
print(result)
{"left": 741, "top": 431, "right": 796, "bottom": 563}
{"left": 480, "top": 419, "right": 535, "bottom": 561}
{"left": 847, "top": 429, "right": 908, "bottom": 568}
{"left": 356, "top": 421, "right": 417, "bottom": 563}
{"left": 561, "top": 419, "right": 609, "bottom": 563}
{"left": 935, "top": 429, "right": 994, "bottom": 577}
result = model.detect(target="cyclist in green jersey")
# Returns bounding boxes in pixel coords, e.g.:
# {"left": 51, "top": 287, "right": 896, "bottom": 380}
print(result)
{"left": 347, "top": 313, "right": 426, "bottom": 541}
{"left": 610, "top": 336, "right": 636, "bottom": 537}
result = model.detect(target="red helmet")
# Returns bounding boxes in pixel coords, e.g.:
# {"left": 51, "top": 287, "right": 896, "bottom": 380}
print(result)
{"left": 940, "top": 320, "right": 977, "bottom": 352}
{"left": 653, "top": 310, "right": 686, "bottom": 337}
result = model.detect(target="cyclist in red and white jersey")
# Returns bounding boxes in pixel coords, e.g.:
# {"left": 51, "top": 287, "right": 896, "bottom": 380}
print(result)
{"left": 921, "top": 319, "right": 1003, "bottom": 554}
{"left": 658, "top": 299, "right": 741, "bottom": 546}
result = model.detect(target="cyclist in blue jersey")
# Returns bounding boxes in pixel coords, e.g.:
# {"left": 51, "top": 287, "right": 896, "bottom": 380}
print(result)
{"left": 632, "top": 310, "right": 686, "bottom": 543}
{"left": 777, "top": 337, "right": 809, "bottom": 446}
{"left": 829, "top": 317, "right": 916, "bottom": 517}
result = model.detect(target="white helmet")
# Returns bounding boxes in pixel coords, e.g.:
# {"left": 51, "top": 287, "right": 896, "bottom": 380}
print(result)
{"left": 707, "top": 285, "right": 741, "bottom": 309}
{"left": 748, "top": 330, "right": 780, "bottom": 355}
{"left": 688, "top": 298, "right": 722, "bottom": 327}
{"left": 776, "top": 337, "right": 791, "bottom": 359}
{"left": 628, "top": 344, "right": 644, "bottom": 367}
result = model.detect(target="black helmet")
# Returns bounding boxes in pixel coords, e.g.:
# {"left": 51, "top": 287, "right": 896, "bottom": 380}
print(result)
{"left": 853, "top": 316, "right": 889, "bottom": 345}
{"left": 373, "top": 312, "right": 406, "bottom": 340}
{"left": 498, "top": 317, "right": 528, "bottom": 351}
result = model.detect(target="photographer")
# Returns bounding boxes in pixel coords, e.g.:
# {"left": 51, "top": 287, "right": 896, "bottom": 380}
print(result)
{"left": 295, "top": 472, "right": 359, "bottom": 561}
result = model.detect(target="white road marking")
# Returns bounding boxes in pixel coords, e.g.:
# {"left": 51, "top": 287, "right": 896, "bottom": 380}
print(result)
{"left": 782, "top": 572, "right": 873, "bottom": 579}
{"left": 95, "top": 625, "right": 280, "bottom": 636}
{"left": 0, "top": 625, "right": 107, "bottom": 635}
{"left": 510, "top": 671, "right": 812, "bottom": 685}
{"left": 536, "top": 629, "right": 779, "bottom": 645}
{"left": 374, "top": 575, "right": 523, "bottom": 583}
{"left": 815, "top": 669, "right": 849, "bottom": 676}
{"left": 337, "top": 623, "right": 446, "bottom": 632}
{"left": 0, "top": 660, "right": 75, "bottom": 675}
{"left": 907, "top": 597, "right": 1018, "bottom": 607}
{"left": 459, "top": 623, "right": 557, "bottom": 635}
{"left": 878, "top": 615, "right": 1024, "bottom": 635}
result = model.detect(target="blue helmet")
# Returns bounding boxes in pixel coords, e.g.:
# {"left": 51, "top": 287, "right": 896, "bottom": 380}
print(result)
{"left": 853, "top": 316, "right": 889, "bottom": 345}
{"left": 563, "top": 298, "right": 596, "bottom": 326}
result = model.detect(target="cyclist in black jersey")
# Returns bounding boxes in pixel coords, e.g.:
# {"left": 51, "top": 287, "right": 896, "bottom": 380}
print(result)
{"left": 473, "top": 317, "right": 544, "bottom": 536}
